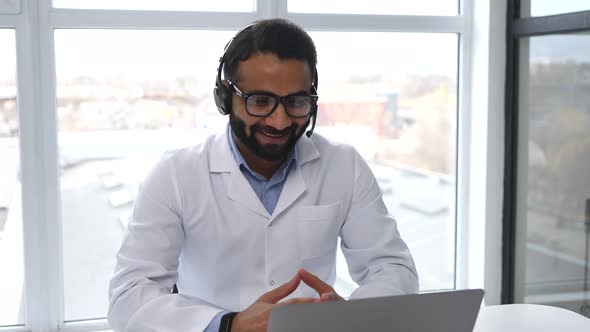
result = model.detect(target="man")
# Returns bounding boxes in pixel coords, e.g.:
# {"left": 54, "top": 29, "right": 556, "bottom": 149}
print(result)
{"left": 108, "top": 18, "right": 418, "bottom": 332}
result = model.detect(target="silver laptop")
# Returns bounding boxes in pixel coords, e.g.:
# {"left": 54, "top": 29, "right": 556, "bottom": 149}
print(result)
{"left": 268, "top": 289, "right": 484, "bottom": 332}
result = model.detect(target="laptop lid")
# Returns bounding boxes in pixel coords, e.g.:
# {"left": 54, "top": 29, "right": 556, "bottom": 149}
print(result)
{"left": 268, "top": 289, "right": 484, "bottom": 332}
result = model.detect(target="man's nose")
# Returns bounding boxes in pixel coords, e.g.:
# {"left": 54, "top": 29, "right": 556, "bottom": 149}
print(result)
{"left": 264, "top": 103, "right": 291, "bottom": 131}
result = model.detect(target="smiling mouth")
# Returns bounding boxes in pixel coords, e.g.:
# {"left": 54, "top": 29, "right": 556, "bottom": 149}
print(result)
{"left": 257, "top": 129, "right": 288, "bottom": 138}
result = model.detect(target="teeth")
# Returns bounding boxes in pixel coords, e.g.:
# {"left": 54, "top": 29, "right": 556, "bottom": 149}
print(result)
{"left": 260, "top": 131, "right": 284, "bottom": 137}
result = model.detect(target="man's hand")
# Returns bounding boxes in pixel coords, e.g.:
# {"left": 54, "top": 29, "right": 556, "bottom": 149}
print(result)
{"left": 231, "top": 274, "right": 318, "bottom": 332}
{"left": 298, "top": 268, "right": 344, "bottom": 302}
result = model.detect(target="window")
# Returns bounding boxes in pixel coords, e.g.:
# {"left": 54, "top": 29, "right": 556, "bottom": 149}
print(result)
{"left": 0, "top": 28, "right": 24, "bottom": 327}
{"left": 515, "top": 33, "right": 590, "bottom": 312}
{"left": 12, "top": 0, "right": 474, "bottom": 329}
{"left": 55, "top": 28, "right": 458, "bottom": 312}
{"left": 505, "top": 0, "right": 590, "bottom": 316}
{"left": 55, "top": 29, "right": 235, "bottom": 321}
{"left": 311, "top": 32, "right": 458, "bottom": 292}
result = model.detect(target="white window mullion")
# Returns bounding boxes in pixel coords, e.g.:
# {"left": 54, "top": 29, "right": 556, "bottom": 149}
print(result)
{"left": 0, "top": 324, "right": 29, "bottom": 332}
{"left": 59, "top": 319, "right": 110, "bottom": 332}
{"left": 255, "top": 0, "right": 272, "bottom": 18}
{"left": 455, "top": 0, "right": 474, "bottom": 292}
{"left": 18, "top": 0, "right": 63, "bottom": 331}
{"left": 41, "top": 0, "right": 65, "bottom": 328}
{"left": 0, "top": 14, "right": 19, "bottom": 26}
{"left": 0, "top": 0, "right": 20, "bottom": 28}
{"left": 480, "top": 0, "right": 507, "bottom": 306}
{"left": 460, "top": 0, "right": 507, "bottom": 305}
{"left": 256, "top": 0, "right": 287, "bottom": 18}
{"left": 275, "top": 0, "right": 288, "bottom": 18}
{"left": 0, "top": 0, "right": 20, "bottom": 14}
{"left": 287, "top": 13, "right": 464, "bottom": 33}
{"left": 49, "top": 8, "right": 257, "bottom": 30}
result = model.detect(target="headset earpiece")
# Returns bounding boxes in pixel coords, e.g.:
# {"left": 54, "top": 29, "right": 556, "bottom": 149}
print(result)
{"left": 214, "top": 25, "right": 256, "bottom": 116}
{"left": 214, "top": 56, "right": 232, "bottom": 116}
{"left": 213, "top": 78, "right": 231, "bottom": 115}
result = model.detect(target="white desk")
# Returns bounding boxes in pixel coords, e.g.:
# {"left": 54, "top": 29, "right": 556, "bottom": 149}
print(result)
{"left": 474, "top": 304, "right": 590, "bottom": 331}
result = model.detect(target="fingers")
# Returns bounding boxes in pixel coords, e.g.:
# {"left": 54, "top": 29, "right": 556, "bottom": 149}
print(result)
{"left": 259, "top": 274, "right": 302, "bottom": 304}
{"left": 298, "top": 268, "right": 334, "bottom": 295}
{"left": 279, "top": 297, "right": 320, "bottom": 306}
{"left": 320, "top": 292, "right": 343, "bottom": 302}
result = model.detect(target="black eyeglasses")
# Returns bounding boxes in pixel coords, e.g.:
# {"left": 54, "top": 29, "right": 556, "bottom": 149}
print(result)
{"left": 227, "top": 80, "right": 318, "bottom": 118}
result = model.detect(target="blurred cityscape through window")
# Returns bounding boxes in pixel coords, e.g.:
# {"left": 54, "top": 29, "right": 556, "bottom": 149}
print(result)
{"left": 516, "top": 33, "right": 590, "bottom": 314}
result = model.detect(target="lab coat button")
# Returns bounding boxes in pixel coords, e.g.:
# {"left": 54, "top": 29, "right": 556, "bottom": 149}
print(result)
{"left": 270, "top": 280, "right": 275, "bottom": 286}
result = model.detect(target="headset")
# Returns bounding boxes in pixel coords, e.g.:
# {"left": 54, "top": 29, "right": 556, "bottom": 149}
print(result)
{"left": 213, "top": 24, "right": 319, "bottom": 137}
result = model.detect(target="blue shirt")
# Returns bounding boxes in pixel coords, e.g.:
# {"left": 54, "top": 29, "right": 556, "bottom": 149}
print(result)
{"left": 204, "top": 126, "right": 298, "bottom": 331}
{"left": 227, "top": 126, "right": 298, "bottom": 214}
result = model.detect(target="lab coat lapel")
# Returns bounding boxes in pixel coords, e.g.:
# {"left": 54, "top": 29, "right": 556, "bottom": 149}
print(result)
{"left": 209, "top": 129, "right": 270, "bottom": 219}
{"left": 227, "top": 169, "right": 270, "bottom": 219}
{"left": 270, "top": 134, "right": 320, "bottom": 221}
{"left": 270, "top": 164, "right": 306, "bottom": 221}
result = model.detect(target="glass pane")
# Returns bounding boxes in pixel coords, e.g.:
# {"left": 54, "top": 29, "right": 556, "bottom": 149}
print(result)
{"left": 515, "top": 34, "right": 590, "bottom": 315}
{"left": 521, "top": 0, "right": 590, "bottom": 17}
{"left": 53, "top": 0, "right": 254, "bottom": 12}
{"left": 55, "top": 29, "right": 235, "bottom": 321}
{"left": 0, "top": 29, "right": 25, "bottom": 327}
{"left": 289, "top": 0, "right": 458, "bottom": 16}
{"left": 310, "top": 32, "right": 458, "bottom": 294}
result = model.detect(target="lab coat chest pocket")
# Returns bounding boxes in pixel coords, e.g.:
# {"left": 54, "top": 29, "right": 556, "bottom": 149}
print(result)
{"left": 297, "top": 202, "right": 341, "bottom": 260}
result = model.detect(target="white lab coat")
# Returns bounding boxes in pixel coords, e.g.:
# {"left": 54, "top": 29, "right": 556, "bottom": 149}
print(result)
{"left": 108, "top": 129, "right": 418, "bottom": 332}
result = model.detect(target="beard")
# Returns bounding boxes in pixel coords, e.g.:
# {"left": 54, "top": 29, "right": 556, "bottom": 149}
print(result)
{"left": 229, "top": 111, "right": 309, "bottom": 162}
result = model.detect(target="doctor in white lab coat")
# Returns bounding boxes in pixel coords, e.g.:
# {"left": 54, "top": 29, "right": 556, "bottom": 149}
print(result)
{"left": 108, "top": 18, "right": 418, "bottom": 332}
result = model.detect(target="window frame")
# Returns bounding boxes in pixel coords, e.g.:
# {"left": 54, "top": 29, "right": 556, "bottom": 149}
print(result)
{"left": 0, "top": 0, "right": 502, "bottom": 330}
{"left": 503, "top": 1, "right": 590, "bottom": 305}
